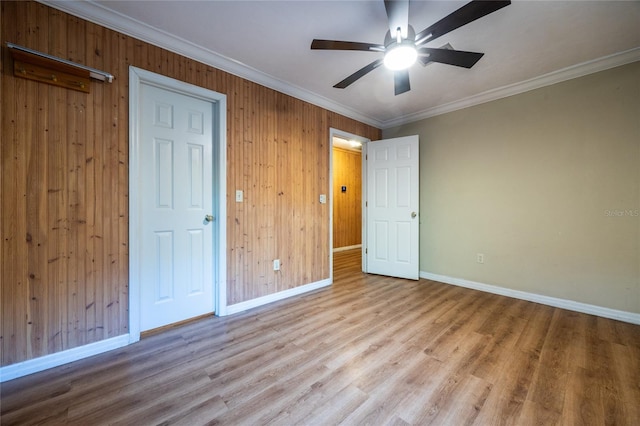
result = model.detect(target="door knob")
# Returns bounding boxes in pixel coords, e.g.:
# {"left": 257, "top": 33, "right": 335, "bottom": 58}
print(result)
{"left": 411, "top": 212, "right": 417, "bottom": 218}
{"left": 204, "top": 214, "right": 214, "bottom": 223}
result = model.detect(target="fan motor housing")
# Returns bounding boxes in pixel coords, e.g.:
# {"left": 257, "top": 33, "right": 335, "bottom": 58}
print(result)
{"left": 384, "top": 24, "right": 416, "bottom": 47}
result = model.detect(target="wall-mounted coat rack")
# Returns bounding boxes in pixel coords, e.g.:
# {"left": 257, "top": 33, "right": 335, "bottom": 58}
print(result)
{"left": 7, "top": 42, "right": 113, "bottom": 93}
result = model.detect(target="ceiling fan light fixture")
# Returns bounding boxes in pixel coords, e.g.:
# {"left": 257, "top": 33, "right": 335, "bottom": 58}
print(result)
{"left": 310, "top": 0, "right": 512, "bottom": 93}
{"left": 384, "top": 43, "right": 417, "bottom": 70}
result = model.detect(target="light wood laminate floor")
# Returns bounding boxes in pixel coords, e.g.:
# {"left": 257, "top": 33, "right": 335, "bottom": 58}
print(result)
{"left": 2, "top": 249, "right": 639, "bottom": 425}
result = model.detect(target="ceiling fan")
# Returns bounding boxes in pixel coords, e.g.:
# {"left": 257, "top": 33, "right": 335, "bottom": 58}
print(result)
{"left": 311, "top": 0, "right": 511, "bottom": 95}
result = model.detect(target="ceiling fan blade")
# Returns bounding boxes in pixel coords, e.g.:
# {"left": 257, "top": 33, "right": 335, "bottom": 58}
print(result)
{"left": 384, "top": 0, "right": 410, "bottom": 39}
{"left": 415, "top": 0, "right": 511, "bottom": 45}
{"left": 394, "top": 70, "right": 410, "bottom": 95}
{"left": 418, "top": 48, "right": 484, "bottom": 68}
{"left": 334, "top": 59, "right": 384, "bottom": 89}
{"left": 311, "top": 39, "right": 384, "bottom": 52}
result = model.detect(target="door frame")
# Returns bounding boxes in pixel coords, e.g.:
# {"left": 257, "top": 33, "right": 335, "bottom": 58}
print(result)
{"left": 329, "top": 128, "right": 370, "bottom": 281}
{"left": 129, "top": 66, "right": 227, "bottom": 343}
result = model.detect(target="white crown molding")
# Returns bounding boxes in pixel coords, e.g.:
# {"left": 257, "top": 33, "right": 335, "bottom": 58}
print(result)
{"left": 40, "top": 2, "right": 640, "bottom": 133}
{"left": 40, "top": 0, "right": 384, "bottom": 128}
{"left": 420, "top": 271, "right": 640, "bottom": 326}
{"left": 382, "top": 47, "right": 640, "bottom": 128}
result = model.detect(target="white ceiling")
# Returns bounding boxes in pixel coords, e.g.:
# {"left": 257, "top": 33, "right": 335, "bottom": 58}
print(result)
{"left": 45, "top": 1, "right": 640, "bottom": 128}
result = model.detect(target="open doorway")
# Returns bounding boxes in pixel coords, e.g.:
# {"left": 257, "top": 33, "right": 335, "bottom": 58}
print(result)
{"left": 330, "top": 130, "right": 420, "bottom": 282}
{"left": 329, "top": 128, "right": 369, "bottom": 280}
{"left": 332, "top": 137, "right": 362, "bottom": 251}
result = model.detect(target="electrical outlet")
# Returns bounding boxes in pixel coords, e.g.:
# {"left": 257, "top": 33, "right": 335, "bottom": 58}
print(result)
{"left": 273, "top": 259, "right": 280, "bottom": 271}
{"left": 477, "top": 253, "right": 484, "bottom": 264}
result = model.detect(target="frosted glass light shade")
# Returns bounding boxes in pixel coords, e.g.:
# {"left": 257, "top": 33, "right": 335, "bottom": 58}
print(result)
{"left": 384, "top": 44, "right": 417, "bottom": 70}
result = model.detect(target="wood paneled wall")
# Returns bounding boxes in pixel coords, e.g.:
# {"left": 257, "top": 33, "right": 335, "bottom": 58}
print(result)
{"left": 0, "top": 1, "right": 381, "bottom": 367}
{"left": 332, "top": 147, "right": 362, "bottom": 248}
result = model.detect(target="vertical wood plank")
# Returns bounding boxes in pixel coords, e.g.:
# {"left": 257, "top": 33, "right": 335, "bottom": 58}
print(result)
{"left": 25, "top": 1, "right": 50, "bottom": 360}
{"left": 65, "top": 3, "right": 87, "bottom": 350}
{"left": 1, "top": 1, "right": 23, "bottom": 364}
{"left": 117, "top": 32, "right": 129, "bottom": 334}
{"left": 1, "top": 0, "right": 381, "bottom": 366}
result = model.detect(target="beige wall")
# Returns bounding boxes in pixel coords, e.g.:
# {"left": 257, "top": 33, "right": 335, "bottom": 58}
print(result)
{"left": 384, "top": 62, "right": 640, "bottom": 313}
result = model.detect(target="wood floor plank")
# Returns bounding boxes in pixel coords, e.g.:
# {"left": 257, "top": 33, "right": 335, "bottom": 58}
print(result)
{"left": 423, "top": 373, "right": 493, "bottom": 426}
{"left": 609, "top": 342, "right": 640, "bottom": 423}
{"left": 299, "top": 384, "right": 368, "bottom": 425}
{"left": 1, "top": 249, "right": 639, "bottom": 425}
{"left": 561, "top": 365, "right": 604, "bottom": 426}
{"left": 471, "top": 348, "right": 539, "bottom": 426}
{"left": 263, "top": 361, "right": 358, "bottom": 425}
{"left": 342, "top": 352, "right": 442, "bottom": 425}
{"left": 393, "top": 332, "right": 489, "bottom": 423}
{"left": 526, "top": 309, "right": 580, "bottom": 417}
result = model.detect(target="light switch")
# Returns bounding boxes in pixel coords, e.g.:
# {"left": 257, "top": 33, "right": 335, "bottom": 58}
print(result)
{"left": 319, "top": 194, "right": 326, "bottom": 204}
{"left": 236, "top": 190, "right": 243, "bottom": 202}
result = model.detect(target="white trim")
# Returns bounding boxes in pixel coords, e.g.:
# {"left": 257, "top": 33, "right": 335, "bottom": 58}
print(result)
{"left": 226, "top": 279, "right": 332, "bottom": 315}
{"left": 128, "top": 66, "right": 228, "bottom": 339}
{"left": 383, "top": 48, "right": 640, "bottom": 128}
{"left": 333, "top": 244, "right": 362, "bottom": 253}
{"left": 128, "top": 68, "right": 141, "bottom": 341}
{"left": 361, "top": 141, "right": 368, "bottom": 273}
{"left": 40, "top": 0, "right": 381, "bottom": 129}
{"left": 215, "top": 94, "right": 229, "bottom": 317}
{"left": 0, "top": 335, "right": 130, "bottom": 383}
{"left": 420, "top": 271, "right": 640, "bottom": 326}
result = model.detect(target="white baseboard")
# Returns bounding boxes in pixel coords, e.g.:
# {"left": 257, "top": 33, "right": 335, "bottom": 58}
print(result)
{"left": 0, "top": 334, "right": 131, "bottom": 383}
{"left": 420, "top": 271, "right": 640, "bottom": 325}
{"left": 8, "top": 272, "right": 633, "bottom": 383}
{"left": 1, "top": 279, "right": 332, "bottom": 382}
{"left": 225, "top": 278, "right": 332, "bottom": 315}
{"left": 333, "top": 245, "right": 362, "bottom": 253}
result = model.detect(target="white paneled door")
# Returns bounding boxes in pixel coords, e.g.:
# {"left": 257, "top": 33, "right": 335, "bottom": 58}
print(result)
{"left": 139, "top": 83, "right": 214, "bottom": 331}
{"left": 366, "top": 135, "right": 419, "bottom": 280}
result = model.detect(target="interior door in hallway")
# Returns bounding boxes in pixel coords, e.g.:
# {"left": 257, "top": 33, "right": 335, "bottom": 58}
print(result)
{"left": 139, "top": 83, "right": 215, "bottom": 331}
{"left": 365, "top": 135, "right": 419, "bottom": 280}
